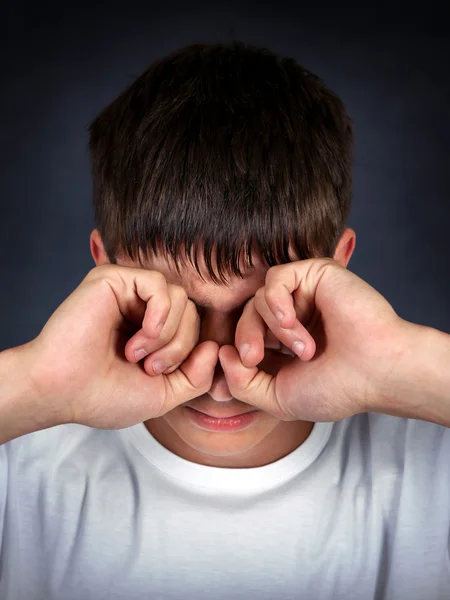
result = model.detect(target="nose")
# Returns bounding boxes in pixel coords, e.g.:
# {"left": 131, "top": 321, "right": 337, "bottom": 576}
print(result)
{"left": 198, "top": 310, "right": 238, "bottom": 402}
{"left": 208, "top": 364, "right": 234, "bottom": 402}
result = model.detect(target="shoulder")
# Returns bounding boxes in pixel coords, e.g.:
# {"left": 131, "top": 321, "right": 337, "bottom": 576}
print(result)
{"left": 342, "top": 412, "right": 449, "bottom": 444}
{"left": 365, "top": 412, "right": 450, "bottom": 448}
{"left": 341, "top": 413, "right": 450, "bottom": 471}
{"left": 3, "top": 423, "right": 131, "bottom": 469}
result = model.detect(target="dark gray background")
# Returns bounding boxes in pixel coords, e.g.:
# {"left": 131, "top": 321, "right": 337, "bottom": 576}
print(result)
{"left": 1, "top": 2, "right": 449, "bottom": 351}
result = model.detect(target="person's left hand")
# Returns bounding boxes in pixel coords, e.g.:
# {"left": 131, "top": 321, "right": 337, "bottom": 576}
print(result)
{"left": 218, "top": 258, "right": 413, "bottom": 422}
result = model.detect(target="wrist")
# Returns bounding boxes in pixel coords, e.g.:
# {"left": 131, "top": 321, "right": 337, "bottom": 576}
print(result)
{"left": 372, "top": 319, "right": 450, "bottom": 424}
{"left": 0, "top": 342, "right": 67, "bottom": 444}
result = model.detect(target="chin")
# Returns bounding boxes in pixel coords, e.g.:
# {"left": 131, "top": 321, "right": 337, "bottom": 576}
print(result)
{"left": 177, "top": 429, "right": 268, "bottom": 458}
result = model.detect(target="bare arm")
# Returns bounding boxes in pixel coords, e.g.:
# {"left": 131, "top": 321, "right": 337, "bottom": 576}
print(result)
{"left": 220, "top": 258, "right": 450, "bottom": 425}
{"left": 2, "top": 260, "right": 450, "bottom": 446}
{"left": 0, "top": 344, "right": 63, "bottom": 445}
{"left": 0, "top": 264, "right": 216, "bottom": 447}
{"left": 373, "top": 323, "right": 450, "bottom": 426}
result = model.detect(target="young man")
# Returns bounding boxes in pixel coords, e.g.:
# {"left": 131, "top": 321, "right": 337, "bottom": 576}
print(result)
{"left": 1, "top": 42, "right": 450, "bottom": 599}
{"left": 87, "top": 40, "right": 355, "bottom": 468}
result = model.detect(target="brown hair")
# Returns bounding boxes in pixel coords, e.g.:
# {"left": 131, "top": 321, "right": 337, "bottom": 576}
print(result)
{"left": 89, "top": 42, "right": 353, "bottom": 284}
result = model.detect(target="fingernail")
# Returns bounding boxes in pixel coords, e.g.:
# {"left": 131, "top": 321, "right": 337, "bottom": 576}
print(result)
{"left": 239, "top": 344, "right": 251, "bottom": 361}
{"left": 292, "top": 341, "right": 305, "bottom": 358}
{"left": 156, "top": 321, "right": 165, "bottom": 334}
{"left": 135, "top": 348, "right": 148, "bottom": 361}
{"left": 152, "top": 360, "right": 167, "bottom": 374}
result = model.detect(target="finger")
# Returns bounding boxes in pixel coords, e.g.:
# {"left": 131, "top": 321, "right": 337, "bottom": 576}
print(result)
{"left": 254, "top": 287, "right": 316, "bottom": 361}
{"left": 125, "top": 284, "right": 188, "bottom": 363}
{"left": 161, "top": 361, "right": 182, "bottom": 375}
{"left": 142, "top": 283, "right": 187, "bottom": 342}
{"left": 218, "top": 345, "right": 291, "bottom": 420}
{"left": 127, "top": 267, "right": 173, "bottom": 337}
{"left": 143, "top": 299, "right": 200, "bottom": 376}
{"left": 263, "top": 264, "right": 299, "bottom": 329}
{"left": 264, "top": 260, "right": 333, "bottom": 329}
{"left": 234, "top": 297, "right": 266, "bottom": 368}
{"left": 264, "top": 330, "right": 295, "bottom": 357}
{"left": 162, "top": 341, "right": 219, "bottom": 413}
{"left": 86, "top": 264, "right": 172, "bottom": 338}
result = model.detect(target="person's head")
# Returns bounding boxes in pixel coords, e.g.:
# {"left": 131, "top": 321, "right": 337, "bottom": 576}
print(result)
{"left": 89, "top": 42, "right": 356, "bottom": 468}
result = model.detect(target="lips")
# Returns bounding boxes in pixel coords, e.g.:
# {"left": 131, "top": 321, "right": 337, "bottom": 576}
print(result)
{"left": 184, "top": 406, "right": 260, "bottom": 432}
{"left": 184, "top": 405, "right": 257, "bottom": 419}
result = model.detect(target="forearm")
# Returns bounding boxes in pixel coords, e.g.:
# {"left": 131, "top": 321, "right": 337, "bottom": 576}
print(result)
{"left": 0, "top": 344, "right": 61, "bottom": 445}
{"left": 375, "top": 321, "right": 450, "bottom": 426}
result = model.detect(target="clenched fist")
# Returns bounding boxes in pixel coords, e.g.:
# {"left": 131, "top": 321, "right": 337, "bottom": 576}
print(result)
{"left": 219, "top": 258, "right": 417, "bottom": 422}
{"left": 24, "top": 264, "right": 219, "bottom": 429}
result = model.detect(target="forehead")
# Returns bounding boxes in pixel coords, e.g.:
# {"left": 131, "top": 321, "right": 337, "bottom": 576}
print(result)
{"left": 140, "top": 251, "right": 269, "bottom": 312}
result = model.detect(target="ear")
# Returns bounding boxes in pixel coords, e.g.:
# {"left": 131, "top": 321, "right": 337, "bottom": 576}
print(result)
{"left": 333, "top": 228, "right": 356, "bottom": 268}
{"left": 90, "top": 229, "right": 110, "bottom": 266}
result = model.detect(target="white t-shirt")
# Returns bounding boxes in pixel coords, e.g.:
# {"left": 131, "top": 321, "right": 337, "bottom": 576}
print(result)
{"left": 1, "top": 412, "right": 450, "bottom": 600}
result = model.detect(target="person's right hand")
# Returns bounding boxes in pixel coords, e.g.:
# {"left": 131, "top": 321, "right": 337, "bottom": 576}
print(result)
{"left": 23, "top": 265, "right": 218, "bottom": 429}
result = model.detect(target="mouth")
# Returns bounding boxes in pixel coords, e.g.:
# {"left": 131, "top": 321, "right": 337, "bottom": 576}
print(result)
{"left": 185, "top": 406, "right": 257, "bottom": 419}
{"left": 184, "top": 406, "right": 260, "bottom": 432}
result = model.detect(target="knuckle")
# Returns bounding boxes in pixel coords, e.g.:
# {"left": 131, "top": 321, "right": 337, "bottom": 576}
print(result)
{"left": 149, "top": 270, "right": 166, "bottom": 286}
{"left": 166, "top": 339, "right": 189, "bottom": 360}
{"left": 87, "top": 264, "right": 112, "bottom": 281}
{"left": 265, "top": 264, "right": 282, "bottom": 281}
{"left": 254, "top": 286, "right": 265, "bottom": 301}
{"left": 264, "top": 286, "right": 279, "bottom": 304}
{"left": 170, "top": 284, "right": 188, "bottom": 304}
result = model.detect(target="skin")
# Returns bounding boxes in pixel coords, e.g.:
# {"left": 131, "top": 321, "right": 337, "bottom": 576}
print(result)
{"left": 2, "top": 227, "right": 448, "bottom": 452}
{"left": 90, "top": 227, "right": 356, "bottom": 468}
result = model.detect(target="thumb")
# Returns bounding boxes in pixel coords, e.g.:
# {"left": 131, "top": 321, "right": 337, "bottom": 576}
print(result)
{"left": 163, "top": 341, "right": 219, "bottom": 412}
{"left": 218, "top": 345, "right": 290, "bottom": 419}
